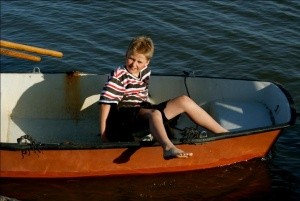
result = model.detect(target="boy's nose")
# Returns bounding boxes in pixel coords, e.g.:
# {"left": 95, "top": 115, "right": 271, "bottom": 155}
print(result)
{"left": 133, "top": 61, "right": 138, "bottom": 67}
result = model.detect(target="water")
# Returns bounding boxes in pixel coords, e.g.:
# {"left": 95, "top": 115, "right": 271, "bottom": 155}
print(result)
{"left": 1, "top": 1, "right": 299, "bottom": 200}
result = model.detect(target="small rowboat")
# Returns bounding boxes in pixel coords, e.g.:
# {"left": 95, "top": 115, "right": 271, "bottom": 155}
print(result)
{"left": 0, "top": 71, "right": 297, "bottom": 178}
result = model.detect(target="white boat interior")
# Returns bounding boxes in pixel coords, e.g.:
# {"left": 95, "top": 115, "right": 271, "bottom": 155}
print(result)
{"left": 0, "top": 72, "right": 293, "bottom": 144}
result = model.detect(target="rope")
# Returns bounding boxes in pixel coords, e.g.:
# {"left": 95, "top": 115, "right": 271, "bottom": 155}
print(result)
{"left": 181, "top": 127, "right": 208, "bottom": 143}
{"left": 17, "top": 135, "right": 41, "bottom": 157}
{"left": 183, "top": 71, "right": 201, "bottom": 131}
{"left": 183, "top": 71, "right": 191, "bottom": 97}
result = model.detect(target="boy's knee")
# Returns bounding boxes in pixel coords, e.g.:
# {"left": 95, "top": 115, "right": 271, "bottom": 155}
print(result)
{"left": 149, "top": 109, "right": 163, "bottom": 120}
{"left": 180, "top": 95, "right": 189, "bottom": 100}
{"left": 178, "top": 95, "right": 192, "bottom": 104}
{"left": 151, "top": 109, "right": 162, "bottom": 116}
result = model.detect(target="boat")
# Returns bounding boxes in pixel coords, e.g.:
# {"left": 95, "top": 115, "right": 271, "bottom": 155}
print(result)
{"left": 0, "top": 70, "right": 297, "bottom": 178}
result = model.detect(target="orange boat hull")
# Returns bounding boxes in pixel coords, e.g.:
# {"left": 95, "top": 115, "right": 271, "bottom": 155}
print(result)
{"left": 0, "top": 130, "right": 280, "bottom": 178}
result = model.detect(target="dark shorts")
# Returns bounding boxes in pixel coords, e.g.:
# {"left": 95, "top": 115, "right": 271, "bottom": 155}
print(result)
{"left": 105, "top": 101, "right": 179, "bottom": 142}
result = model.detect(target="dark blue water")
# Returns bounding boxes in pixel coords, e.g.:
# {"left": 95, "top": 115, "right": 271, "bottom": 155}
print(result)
{"left": 1, "top": 1, "right": 299, "bottom": 200}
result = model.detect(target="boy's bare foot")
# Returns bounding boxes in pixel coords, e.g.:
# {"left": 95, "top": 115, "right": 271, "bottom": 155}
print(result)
{"left": 163, "top": 147, "right": 193, "bottom": 159}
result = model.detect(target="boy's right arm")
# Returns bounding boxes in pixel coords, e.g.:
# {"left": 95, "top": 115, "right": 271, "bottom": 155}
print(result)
{"left": 99, "top": 104, "right": 111, "bottom": 142}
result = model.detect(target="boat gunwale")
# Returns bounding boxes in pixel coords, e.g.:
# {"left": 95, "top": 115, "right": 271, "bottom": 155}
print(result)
{"left": 0, "top": 123, "right": 290, "bottom": 151}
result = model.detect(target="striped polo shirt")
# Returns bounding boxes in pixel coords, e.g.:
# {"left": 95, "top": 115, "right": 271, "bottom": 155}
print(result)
{"left": 99, "top": 66, "right": 151, "bottom": 107}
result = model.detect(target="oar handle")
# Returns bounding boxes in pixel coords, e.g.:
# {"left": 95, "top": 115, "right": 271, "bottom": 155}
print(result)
{"left": 0, "top": 40, "right": 63, "bottom": 58}
{"left": 0, "top": 48, "right": 41, "bottom": 62}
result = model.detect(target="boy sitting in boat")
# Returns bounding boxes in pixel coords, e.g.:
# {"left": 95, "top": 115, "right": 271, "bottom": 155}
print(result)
{"left": 99, "top": 36, "right": 228, "bottom": 159}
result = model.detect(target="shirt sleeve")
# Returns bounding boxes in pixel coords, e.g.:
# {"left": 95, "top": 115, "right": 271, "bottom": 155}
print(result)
{"left": 99, "top": 68, "right": 125, "bottom": 104}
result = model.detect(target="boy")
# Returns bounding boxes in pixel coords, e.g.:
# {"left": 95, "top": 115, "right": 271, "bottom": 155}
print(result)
{"left": 99, "top": 36, "right": 227, "bottom": 159}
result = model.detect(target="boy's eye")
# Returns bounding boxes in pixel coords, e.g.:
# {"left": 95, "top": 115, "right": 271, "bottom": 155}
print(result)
{"left": 127, "top": 57, "right": 143, "bottom": 64}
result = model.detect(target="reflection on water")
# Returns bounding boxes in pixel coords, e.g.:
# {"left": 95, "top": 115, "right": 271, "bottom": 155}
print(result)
{"left": 1, "top": 159, "right": 273, "bottom": 201}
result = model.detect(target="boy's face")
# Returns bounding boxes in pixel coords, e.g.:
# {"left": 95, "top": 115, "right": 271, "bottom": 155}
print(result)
{"left": 125, "top": 52, "right": 150, "bottom": 77}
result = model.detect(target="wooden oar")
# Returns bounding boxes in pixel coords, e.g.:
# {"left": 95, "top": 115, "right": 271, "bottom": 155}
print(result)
{"left": 0, "top": 48, "right": 41, "bottom": 62}
{"left": 0, "top": 40, "right": 63, "bottom": 58}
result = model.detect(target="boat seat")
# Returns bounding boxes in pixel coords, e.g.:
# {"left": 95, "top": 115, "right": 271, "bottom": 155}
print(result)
{"left": 209, "top": 100, "right": 274, "bottom": 131}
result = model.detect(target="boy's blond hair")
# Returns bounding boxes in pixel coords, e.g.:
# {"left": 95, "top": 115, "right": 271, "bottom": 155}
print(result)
{"left": 126, "top": 36, "right": 154, "bottom": 60}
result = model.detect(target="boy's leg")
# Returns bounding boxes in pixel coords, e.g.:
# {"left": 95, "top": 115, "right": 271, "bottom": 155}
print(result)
{"left": 163, "top": 95, "right": 228, "bottom": 133}
{"left": 138, "top": 108, "right": 193, "bottom": 158}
